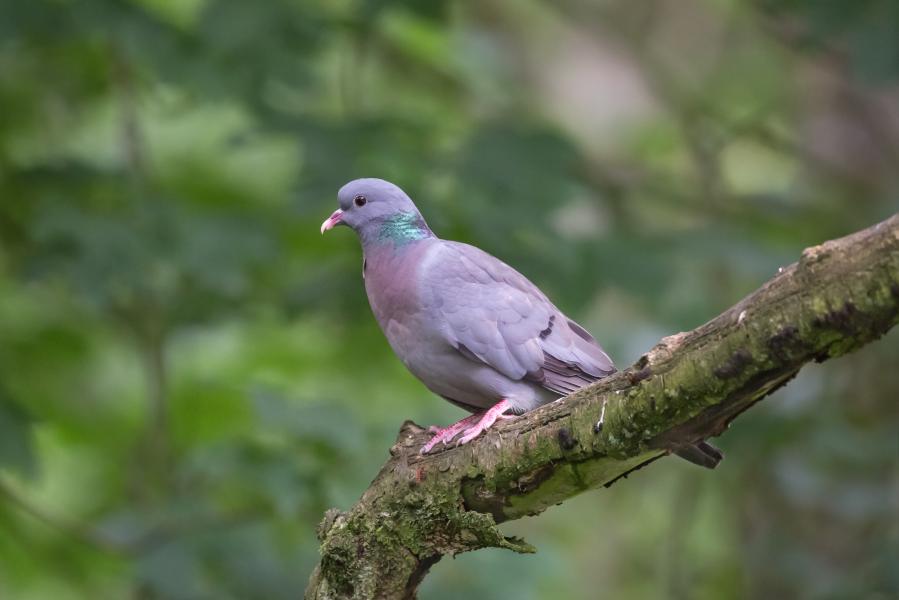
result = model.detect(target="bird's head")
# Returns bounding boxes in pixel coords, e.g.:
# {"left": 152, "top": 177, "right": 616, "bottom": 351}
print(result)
{"left": 321, "top": 178, "right": 431, "bottom": 246}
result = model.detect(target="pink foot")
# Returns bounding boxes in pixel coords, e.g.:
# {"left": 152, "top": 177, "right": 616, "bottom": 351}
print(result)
{"left": 421, "top": 413, "right": 480, "bottom": 454}
{"left": 457, "top": 400, "right": 513, "bottom": 445}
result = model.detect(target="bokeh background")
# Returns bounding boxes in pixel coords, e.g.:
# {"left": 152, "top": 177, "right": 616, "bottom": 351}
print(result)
{"left": 1, "top": 0, "right": 898, "bottom": 598}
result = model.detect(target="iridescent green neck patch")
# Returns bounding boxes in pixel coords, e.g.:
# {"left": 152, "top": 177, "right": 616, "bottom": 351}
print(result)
{"left": 378, "top": 212, "right": 431, "bottom": 246}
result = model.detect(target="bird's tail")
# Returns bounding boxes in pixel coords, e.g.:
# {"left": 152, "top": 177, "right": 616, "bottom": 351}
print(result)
{"left": 674, "top": 441, "right": 724, "bottom": 469}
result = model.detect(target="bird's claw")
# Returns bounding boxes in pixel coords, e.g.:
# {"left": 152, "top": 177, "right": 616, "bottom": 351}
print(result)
{"left": 420, "top": 413, "right": 481, "bottom": 454}
{"left": 420, "top": 400, "right": 515, "bottom": 454}
{"left": 455, "top": 399, "right": 513, "bottom": 446}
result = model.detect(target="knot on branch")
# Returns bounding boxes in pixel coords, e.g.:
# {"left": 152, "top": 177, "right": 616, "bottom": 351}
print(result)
{"left": 714, "top": 349, "right": 753, "bottom": 379}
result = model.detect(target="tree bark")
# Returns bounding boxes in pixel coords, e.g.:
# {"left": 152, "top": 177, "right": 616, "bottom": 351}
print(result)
{"left": 305, "top": 214, "right": 899, "bottom": 600}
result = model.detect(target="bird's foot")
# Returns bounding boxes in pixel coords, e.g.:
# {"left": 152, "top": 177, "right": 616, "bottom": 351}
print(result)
{"left": 457, "top": 399, "right": 513, "bottom": 445}
{"left": 420, "top": 413, "right": 481, "bottom": 454}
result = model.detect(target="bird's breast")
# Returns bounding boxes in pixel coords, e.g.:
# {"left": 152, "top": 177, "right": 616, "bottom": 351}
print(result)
{"left": 362, "top": 242, "right": 433, "bottom": 335}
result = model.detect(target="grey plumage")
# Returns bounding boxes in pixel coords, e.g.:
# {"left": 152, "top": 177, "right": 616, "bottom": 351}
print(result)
{"left": 417, "top": 239, "right": 616, "bottom": 413}
{"left": 323, "top": 178, "right": 721, "bottom": 467}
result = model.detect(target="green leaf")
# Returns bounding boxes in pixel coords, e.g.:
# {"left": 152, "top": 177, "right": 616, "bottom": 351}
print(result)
{"left": 0, "top": 388, "right": 36, "bottom": 479}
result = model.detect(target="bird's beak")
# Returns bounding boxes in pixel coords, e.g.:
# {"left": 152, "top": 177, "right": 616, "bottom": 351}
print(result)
{"left": 320, "top": 209, "right": 344, "bottom": 234}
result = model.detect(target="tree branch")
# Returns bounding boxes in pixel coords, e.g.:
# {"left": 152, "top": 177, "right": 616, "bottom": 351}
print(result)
{"left": 306, "top": 214, "right": 899, "bottom": 600}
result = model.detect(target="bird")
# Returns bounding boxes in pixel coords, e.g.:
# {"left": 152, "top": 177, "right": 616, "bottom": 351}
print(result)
{"left": 321, "top": 178, "right": 722, "bottom": 468}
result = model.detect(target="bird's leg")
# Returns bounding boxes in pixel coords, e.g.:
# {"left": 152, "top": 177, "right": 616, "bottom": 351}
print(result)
{"left": 420, "top": 413, "right": 481, "bottom": 454}
{"left": 457, "top": 399, "right": 513, "bottom": 445}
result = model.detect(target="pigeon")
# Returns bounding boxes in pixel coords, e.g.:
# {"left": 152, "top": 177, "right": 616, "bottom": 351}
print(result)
{"left": 322, "top": 178, "right": 722, "bottom": 468}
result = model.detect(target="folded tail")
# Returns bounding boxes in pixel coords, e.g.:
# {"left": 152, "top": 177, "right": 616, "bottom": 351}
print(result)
{"left": 674, "top": 441, "right": 724, "bottom": 469}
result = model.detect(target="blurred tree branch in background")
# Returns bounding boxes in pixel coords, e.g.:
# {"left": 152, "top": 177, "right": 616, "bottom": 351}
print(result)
{"left": 307, "top": 214, "right": 898, "bottom": 599}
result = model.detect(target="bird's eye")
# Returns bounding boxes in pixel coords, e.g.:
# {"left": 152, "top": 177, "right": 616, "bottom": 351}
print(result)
{"left": 354, "top": 195, "right": 367, "bottom": 207}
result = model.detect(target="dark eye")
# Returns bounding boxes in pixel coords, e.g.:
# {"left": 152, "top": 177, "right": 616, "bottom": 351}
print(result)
{"left": 354, "top": 195, "right": 367, "bottom": 207}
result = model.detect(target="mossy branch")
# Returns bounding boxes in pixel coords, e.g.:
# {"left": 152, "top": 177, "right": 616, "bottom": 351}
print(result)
{"left": 306, "top": 214, "right": 899, "bottom": 600}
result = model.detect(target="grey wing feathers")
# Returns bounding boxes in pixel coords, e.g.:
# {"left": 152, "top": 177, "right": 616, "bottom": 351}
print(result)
{"left": 424, "top": 241, "right": 615, "bottom": 395}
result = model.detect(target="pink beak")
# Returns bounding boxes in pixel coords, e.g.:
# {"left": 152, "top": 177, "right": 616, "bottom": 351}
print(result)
{"left": 320, "top": 209, "right": 344, "bottom": 234}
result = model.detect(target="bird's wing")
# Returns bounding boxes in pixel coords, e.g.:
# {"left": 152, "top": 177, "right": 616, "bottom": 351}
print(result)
{"left": 421, "top": 241, "right": 615, "bottom": 395}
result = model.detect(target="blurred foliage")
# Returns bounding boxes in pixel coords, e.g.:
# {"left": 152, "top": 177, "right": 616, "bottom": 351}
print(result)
{"left": 0, "top": 0, "right": 897, "bottom": 598}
